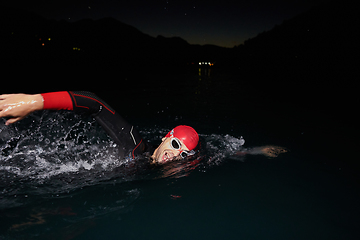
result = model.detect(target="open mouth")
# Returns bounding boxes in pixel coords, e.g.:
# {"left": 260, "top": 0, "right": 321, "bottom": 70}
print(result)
{"left": 162, "top": 152, "right": 173, "bottom": 162}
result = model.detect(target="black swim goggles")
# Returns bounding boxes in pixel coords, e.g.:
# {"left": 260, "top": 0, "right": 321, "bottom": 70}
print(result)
{"left": 170, "top": 137, "right": 195, "bottom": 159}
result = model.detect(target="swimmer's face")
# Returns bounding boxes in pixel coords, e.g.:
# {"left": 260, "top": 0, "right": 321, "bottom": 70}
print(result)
{"left": 151, "top": 137, "right": 189, "bottom": 164}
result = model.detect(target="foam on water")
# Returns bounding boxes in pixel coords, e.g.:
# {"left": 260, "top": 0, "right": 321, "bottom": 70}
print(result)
{"left": 1, "top": 112, "right": 128, "bottom": 205}
{"left": 201, "top": 134, "right": 245, "bottom": 165}
{"left": 0, "top": 111, "right": 246, "bottom": 209}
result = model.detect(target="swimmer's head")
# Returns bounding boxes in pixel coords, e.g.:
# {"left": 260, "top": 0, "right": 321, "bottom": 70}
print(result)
{"left": 152, "top": 125, "right": 199, "bottom": 164}
{"left": 165, "top": 125, "right": 199, "bottom": 151}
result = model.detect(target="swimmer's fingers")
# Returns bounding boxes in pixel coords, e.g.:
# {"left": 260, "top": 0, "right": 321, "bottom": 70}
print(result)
{"left": 0, "top": 94, "right": 44, "bottom": 125}
{"left": 0, "top": 108, "right": 28, "bottom": 125}
{"left": 0, "top": 94, "right": 12, "bottom": 99}
{"left": 0, "top": 100, "right": 9, "bottom": 117}
{"left": 0, "top": 95, "right": 8, "bottom": 110}
{"left": 4, "top": 116, "right": 24, "bottom": 125}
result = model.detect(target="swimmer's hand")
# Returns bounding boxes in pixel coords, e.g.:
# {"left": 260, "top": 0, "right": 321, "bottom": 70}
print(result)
{"left": 235, "top": 145, "right": 288, "bottom": 158}
{"left": 259, "top": 145, "right": 288, "bottom": 157}
{"left": 0, "top": 94, "right": 44, "bottom": 125}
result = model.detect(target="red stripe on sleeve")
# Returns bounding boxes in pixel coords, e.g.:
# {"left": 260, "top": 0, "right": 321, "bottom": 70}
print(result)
{"left": 41, "top": 91, "right": 74, "bottom": 110}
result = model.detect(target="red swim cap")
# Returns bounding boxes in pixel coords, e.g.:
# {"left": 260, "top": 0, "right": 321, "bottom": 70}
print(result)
{"left": 165, "top": 125, "right": 199, "bottom": 151}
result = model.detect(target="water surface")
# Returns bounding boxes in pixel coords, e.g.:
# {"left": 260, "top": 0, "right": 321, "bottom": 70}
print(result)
{"left": 1, "top": 67, "right": 359, "bottom": 239}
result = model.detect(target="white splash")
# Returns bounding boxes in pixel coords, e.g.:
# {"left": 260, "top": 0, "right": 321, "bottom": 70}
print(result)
{"left": 202, "top": 134, "right": 245, "bottom": 165}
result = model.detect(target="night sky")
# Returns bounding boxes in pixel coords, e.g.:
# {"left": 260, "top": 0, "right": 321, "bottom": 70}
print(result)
{"left": 4, "top": 0, "right": 321, "bottom": 47}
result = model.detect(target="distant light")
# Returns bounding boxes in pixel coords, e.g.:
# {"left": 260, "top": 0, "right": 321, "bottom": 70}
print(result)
{"left": 48, "top": 38, "right": 51, "bottom": 41}
{"left": 199, "top": 62, "right": 202, "bottom": 65}
{"left": 42, "top": 43, "right": 45, "bottom": 46}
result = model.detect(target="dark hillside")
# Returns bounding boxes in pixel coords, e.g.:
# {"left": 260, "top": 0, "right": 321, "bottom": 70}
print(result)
{"left": 231, "top": 1, "right": 359, "bottom": 113}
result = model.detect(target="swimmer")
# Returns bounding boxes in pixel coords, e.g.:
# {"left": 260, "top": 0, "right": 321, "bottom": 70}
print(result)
{"left": 0, "top": 91, "right": 198, "bottom": 164}
{"left": 0, "top": 92, "right": 287, "bottom": 164}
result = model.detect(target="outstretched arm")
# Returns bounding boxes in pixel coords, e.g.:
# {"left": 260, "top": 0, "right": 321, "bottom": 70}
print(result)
{"left": 0, "top": 91, "right": 74, "bottom": 125}
{"left": 235, "top": 145, "right": 288, "bottom": 158}
{"left": 0, "top": 92, "right": 145, "bottom": 158}
{"left": 0, "top": 94, "right": 44, "bottom": 125}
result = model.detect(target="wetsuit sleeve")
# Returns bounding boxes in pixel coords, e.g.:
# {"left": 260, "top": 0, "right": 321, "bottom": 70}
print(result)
{"left": 41, "top": 91, "right": 74, "bottom": 110}
{"left": 41, "top": 91, "right": 146, "bottom": 159}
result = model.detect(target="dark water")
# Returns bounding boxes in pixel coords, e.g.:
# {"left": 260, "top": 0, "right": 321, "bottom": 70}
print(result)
{"left": 1, "top": 67, "right": 359, "bottom": 239}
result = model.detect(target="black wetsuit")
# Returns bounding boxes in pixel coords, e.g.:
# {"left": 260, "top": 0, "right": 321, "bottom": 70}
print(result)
{"left": 67, "top": 91, "right": 152, "bottom": 160}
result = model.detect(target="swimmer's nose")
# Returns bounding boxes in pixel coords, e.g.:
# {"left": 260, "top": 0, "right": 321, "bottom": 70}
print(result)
{"left": 172, "top": 150, "right": 182, "bottom": 159}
